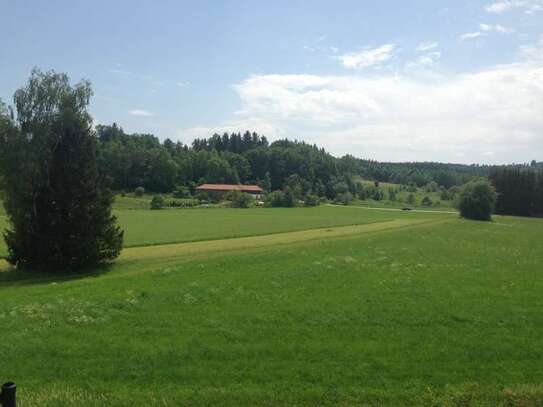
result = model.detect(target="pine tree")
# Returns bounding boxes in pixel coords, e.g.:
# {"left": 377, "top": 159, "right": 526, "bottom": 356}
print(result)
{"left": 0, "top": 69, "right": 123, "bottom": 272}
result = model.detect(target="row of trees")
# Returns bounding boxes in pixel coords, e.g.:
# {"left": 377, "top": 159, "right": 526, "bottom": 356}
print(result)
{"left": 338, "top": 156, "right": 494, "bottom": 188}
{"left": 97, "top": 125, "right": 344, "bottom": 197}
{"left": 95, "top": 125, "right": 505, "bottom": 198}
{"left": 490, "top": 167, "right": 543, "bottom": 217}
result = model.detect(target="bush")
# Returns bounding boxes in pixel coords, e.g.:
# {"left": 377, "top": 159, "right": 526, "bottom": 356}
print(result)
{"left": 406, "top": 193, "right": 416, "bottom": 205}
{"left": 304, "top": 194, "right": 320, "bottom": 207}
{"left": 150, "top": 195, "right": 165, "bottom": 210}
{"left": 195, "top": 191, "right": 210, "bottom": 202}
{"left": 440, "top": 190, "right": 451, "bottom": 201}
{"left": 335, "top": 192, "right": 353, "bottom": 206}
{"left": 172, "top": 186, "right": 191, "bottom": 199}
{"left": 168, "top": 198, "right": 199, "bottom": 208}
{"left": 457, "top": 180, "right": 496, "bottom": 221}
{"left": 283, "top": 188, "right": 297, "bottom": 207}
{"left": 266, "top": 191, "right": 285, "bottom": 207}
{"left": 225, "top": 190, "right": 253, "bottom": 208}
{"left": 421, "top": 196, "right": 433, "bottom": 206}
{"left": 134, "top": 186, "right": 145, "bottom": 197}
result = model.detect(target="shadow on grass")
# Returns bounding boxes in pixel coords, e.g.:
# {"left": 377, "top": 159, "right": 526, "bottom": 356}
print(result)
{"left": 0, "top": 261, "right": 114, "bottom": 287}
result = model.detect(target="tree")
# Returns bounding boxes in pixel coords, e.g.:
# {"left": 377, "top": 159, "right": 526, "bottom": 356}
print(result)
{"left": 0, "top": 69, "right": 123, "bottom": 272}
{"left": 172, "top": 186, "right": 191, "bottom": 198}
{"left": 150, "top": 195, "right": 165, "bottom": 209}
{"left": 457, "top": 180, "right": 496, "bottom": 221}
{"left": 335, "top": 192, "right": 353, "bottom": 206}
{"left": 304, "top": 194, "right": 320, "bottom": 207}
{"left": 283, "top": 187, "right": 297, "bottom": 207}
{"left": 406, "top": 193, "right": 416, "bottom": 205}
{"left": 421, "top": 196, "right": 433, "bottom": 206}
{"left": 224, "top": 190, "right": 252, "bottom": 208}
{"left": 134, "top": 186, "right": 145, "bottom": 196}
{"left": 266, "top": 191, "right": 285, "bottom": 207}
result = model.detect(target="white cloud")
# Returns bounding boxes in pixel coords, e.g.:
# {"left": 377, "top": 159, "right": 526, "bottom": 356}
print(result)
{"left": 181, "top": 39, "right": 543, "bottom": 163}
{"left": 338, "top": 44, "right": 396, "bottom": 69}
{"left": 479, "top": 23, "right": 514, "bottom": 33}
{"left": 417, "top": 41, "right": 438, "bottom": 52}
{"left": 129, "top": 109, "right": 154, "bottom": 117}
{"left": 176, "top": 81, "right": 189, "bottom": 87}
{"left": 485, "top": 1, "right": 513, "bottom": 12}
{"left": 417, "top": 51, "right": 441, "bottom": 66}
{"left": 459, "top": 32, "right": 483, "bottom": 41}
{"left": 485, "top": 0, "right": 543, "bottom": 14}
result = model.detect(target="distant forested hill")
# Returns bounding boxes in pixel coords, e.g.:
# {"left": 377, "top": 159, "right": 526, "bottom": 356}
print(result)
{"left": 94, "top": 124, "right": 539, "bottom": 198}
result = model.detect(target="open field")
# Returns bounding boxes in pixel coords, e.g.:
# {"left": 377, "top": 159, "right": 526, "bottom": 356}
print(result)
{"left": 1, "top": 207, "right": 543, "bottom": 405}
{"left": 0, "top": 206, "right": 449, "bottom": 257}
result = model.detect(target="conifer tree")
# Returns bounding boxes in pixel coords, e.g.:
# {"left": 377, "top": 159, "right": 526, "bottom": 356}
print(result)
{"left": 0, "top": 69, "right": 123, "bottom": 272}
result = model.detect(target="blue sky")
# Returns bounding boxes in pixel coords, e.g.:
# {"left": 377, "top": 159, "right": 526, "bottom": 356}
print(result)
{"left": 1, "top": 0, "right": 542, "bottom": 163}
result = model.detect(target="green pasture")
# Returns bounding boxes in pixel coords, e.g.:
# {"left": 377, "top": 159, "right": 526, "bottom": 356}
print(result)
{"left": 117, "top": 206, "right": 447, "bottom": 248}
{"left": 0, "top": 205, "right": 448, "bottom": 257}
{"left": 1, "top": 207, "right": 542, "bottom": 405}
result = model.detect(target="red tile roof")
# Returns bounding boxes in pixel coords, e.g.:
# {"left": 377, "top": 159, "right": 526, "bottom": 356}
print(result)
{"left": 196, "top": 184, "right": 263, "bottom": 193}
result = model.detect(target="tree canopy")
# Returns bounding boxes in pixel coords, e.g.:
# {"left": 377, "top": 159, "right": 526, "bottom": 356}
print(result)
{"left": 0, "top": 69, "right": 123, "bottom": 272}
{"left": 457, "top": 180, "right": 497, "bottom": 221}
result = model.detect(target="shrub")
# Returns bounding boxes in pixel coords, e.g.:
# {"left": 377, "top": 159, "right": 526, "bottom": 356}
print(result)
{"left": 421, "top": 196, "right": 433, "bottom": 206}
{"left": 168, "top": 198, "right": 199, "bottom": 208}
{"left": 134, "top": 186, "right": 145, "bottom": 197}
{"left": 266, "top": 191, "right": 285, "bottom": 207}
{"left": 388, "top": 188, "right": 397, "bottom": 201}
{"left": 150, "top": 195, "right": 165, "bottom": 210}
{"left": 195, "top": 191, "right": 209, "bottom": 202}
{"left": 283, "top": 188, "right": 297, "bottom": 207}
{"left": 172, "top": 186, "right": 191, "bottom": 199}
{"left": 406, "top": 193, "right": 416, "bottom": 205}
{"left": 225, "top": 190, "right": 253, "bottom": 208}
{"left": 457, "top": 180, "right": 496, "bottom": 221}
{"left": 304, "top": 194, "right": 320, "bottom": 207}
{"left": 335, "top": 192, "right": 353, "bottom": 206}
{"left": 440, "top": 190, "right": 451, "bottom": 201}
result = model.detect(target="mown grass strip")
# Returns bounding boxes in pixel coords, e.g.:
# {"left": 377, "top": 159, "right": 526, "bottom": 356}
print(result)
{"left": 119, "top": 218, "right": 434, "bottom": 262}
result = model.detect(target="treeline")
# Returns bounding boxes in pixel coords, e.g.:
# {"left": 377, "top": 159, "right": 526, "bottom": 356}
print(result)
{"left": 96, "top": 125, "right": 340, "bottom": 196}
{"left": 490, "top": 167, "right": 543, "bottom": 217}
{"left": 95, "top": 124, "right": 495, "bottom": 198}
{"left": 339, "top": 156, "right": 492, "bottom": 188}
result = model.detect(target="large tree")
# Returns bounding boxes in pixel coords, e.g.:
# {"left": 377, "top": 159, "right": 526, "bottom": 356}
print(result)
{"left": 457, "top": 180, "right": 496, "bottom": 221}
{"left": 0, "top": 69, "right": 123, "bottom": 272}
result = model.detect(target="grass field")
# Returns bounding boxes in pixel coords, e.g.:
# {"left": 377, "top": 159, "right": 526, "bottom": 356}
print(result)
{"left": 1, "top": 206, "right": 542, "bottom": 405}
{"left": 0, "top": 206, "right": 449, "bottom": 257}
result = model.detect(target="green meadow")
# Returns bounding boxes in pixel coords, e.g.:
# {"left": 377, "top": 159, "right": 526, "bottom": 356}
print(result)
{"left": 0, "top": 205, "right": 447, "bottom": 257}
{"left": 0, "top": 206, "right": 543, "bottom": 406}
{"left": 1, "top": 206, "right": 543, "bottom": 405}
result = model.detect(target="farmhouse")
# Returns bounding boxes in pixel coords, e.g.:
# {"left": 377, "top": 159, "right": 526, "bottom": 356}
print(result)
{"left": 196, "top": 183, "right": 264, "bottom": 199}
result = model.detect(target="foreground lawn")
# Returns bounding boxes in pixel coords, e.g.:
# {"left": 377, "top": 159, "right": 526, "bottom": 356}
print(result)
{"left": 1, "top": 214, "right": 542, "bottom": 405}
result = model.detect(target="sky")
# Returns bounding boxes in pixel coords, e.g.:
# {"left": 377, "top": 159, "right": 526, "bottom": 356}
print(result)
{"left": 1, "top": 0, "right": 542, "bottom": 164}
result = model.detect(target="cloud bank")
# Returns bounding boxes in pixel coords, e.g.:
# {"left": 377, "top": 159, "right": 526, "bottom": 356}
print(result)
{"left": 182, "top": 40, "right": 543, "bottom": 164}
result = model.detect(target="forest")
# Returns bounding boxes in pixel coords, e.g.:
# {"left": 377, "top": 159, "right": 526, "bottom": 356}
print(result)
{"left": 93, "top": 123, "right": 542, "bottom": 215}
